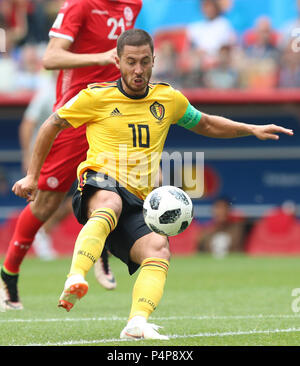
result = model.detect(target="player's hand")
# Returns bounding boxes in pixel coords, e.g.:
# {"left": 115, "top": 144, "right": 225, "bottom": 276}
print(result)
{"left": 252, "top": 124, "right": 294, "bottom": 140}
{"left": 12, "top": 175, "right": 38, "bottom": 202}
{"left": 96, "top": 48, "right": 117, "bottom": 66}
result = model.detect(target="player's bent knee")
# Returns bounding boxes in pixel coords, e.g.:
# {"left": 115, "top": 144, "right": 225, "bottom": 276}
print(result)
{"left": 131, "top": 233, "right": 171, "bottom": 264}
{"left": 157, "top": 238, "right": 171, "bottom": 261}
{"left": 155, "top": 245, "right": 171, "bottom": 262}
{"left": 150, "top": 234, "right": 170, "bottom": 259}
{"left": 87, "top": 189, "right": 122, "bottom": 219}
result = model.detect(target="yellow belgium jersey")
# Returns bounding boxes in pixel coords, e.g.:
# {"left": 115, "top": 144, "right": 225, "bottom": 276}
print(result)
{"left": 57, "top": 79, "right": 191, "bottom": 200}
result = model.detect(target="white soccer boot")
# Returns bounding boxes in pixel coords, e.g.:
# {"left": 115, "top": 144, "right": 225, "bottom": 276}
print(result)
{"left": 58, "top": 274, "right": 88, "bottom": 312}
{"left": 120, "top": 316, "right": 169, "bottom": 340}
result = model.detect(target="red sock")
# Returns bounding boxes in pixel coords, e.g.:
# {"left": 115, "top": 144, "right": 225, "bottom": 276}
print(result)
{"left": 3, "top": 205, "right": 44, "bottom": 274}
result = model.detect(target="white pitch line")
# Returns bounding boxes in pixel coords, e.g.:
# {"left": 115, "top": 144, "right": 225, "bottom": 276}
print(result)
{"left": 20, "top": 338, "right": 129, "bottom": 346}
{"left": 14, "top": 327, "right": 300, "bottom": 346}
{"left": 169, "top": 327, "right": 300, "bottom": 339}
{"left": 0, "top": 316, "right": 127, "bottom": 323}
{"left": 1, "top": 314, "right": 300, "bottom": 323}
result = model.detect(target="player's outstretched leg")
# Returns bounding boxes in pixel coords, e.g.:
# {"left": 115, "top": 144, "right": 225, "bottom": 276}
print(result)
{"left": 1, "top": 191, "right": 66, "bottom": 310}
{"left": 0, "top": 204, "right": 44, "bottom": 310}
{"left": 94, "top": 248, "right": 117, "bottom": 290}
{"left": 58, "top": 208, "right": 117, "bottom": 311}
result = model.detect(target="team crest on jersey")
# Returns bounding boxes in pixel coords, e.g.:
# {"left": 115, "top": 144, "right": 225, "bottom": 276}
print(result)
{"left": 150, "top": 102, "right": 165, "bottom": 121}
{"left": 124, "top": 6, "right": 134, "bottom": 22}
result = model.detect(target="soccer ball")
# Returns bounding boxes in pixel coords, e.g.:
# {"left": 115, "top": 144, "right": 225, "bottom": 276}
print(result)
{"left": 143, "top": 186, "right": 193, "bottom": 237}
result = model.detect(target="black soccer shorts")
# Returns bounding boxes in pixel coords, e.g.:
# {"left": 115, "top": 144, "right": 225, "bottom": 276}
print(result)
{"left": 72, "top": 170, "right": 152, "bottom": 275}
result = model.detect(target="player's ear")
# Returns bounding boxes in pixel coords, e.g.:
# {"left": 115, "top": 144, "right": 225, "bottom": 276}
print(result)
{"left": 115, "top": 55, "right": 120, "bottom": 70}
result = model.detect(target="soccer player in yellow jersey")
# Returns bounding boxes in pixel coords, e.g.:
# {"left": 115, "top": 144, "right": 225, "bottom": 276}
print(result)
{"left": 12, "top": 29, "right": 293, "bottom": 340}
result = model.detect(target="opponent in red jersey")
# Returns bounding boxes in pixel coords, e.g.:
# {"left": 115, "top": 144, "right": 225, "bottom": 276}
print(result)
{"left": 0, "top": 0, "right": 142, "bottom": 310}
{"left": 42, "top": 0, "right": 142, "bottom": 192}
{"left": 49, "top": 0, "right": 142, "bottom": 111}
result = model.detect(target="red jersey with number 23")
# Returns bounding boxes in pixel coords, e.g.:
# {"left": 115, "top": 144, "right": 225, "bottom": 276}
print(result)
{"left": 49, "top": 0, "right": 142, "bottom": 111}
{"left": 37, "top": 0, "right": 142, "bottom": 192}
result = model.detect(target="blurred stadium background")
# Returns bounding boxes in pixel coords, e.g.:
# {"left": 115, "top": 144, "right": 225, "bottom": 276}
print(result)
{"left": 1, "top": 0, "right": 300, "bottom": 259}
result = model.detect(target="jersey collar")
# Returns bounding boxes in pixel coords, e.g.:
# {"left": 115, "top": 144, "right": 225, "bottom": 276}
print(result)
{"left": 117, "top": 78, "right": 149, "bottom": 99}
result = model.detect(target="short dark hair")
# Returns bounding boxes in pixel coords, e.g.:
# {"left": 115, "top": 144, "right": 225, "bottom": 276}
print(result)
{"left": 117, "top": 29, "right": 154, "bottom": 57}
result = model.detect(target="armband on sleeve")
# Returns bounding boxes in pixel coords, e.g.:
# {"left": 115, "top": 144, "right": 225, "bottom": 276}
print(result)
{"left": 176, "top": 104, "right": 202, "bottom": 129}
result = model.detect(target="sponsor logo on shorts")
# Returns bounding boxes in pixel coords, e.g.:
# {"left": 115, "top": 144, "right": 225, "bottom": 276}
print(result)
{"left": 92, "top": 175, "right": 107, "bottom": 184}
{"left": 47, "top": 177, "right": 59, "bottom": 189}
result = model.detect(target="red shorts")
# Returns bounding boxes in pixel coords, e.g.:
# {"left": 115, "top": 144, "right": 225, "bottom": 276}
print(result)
{"left": 38, "top": 125, "right": 88, "bottom": 192}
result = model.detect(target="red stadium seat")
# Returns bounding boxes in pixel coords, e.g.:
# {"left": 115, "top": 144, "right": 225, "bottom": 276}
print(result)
{"left": 245, "top": 208, "right": 300, "bottom": 255}
{"left": 242, "top": 29, "right": 280, "bottom": 48}
{"left": 154, "top": 28, "right": 189, "bottom": 54}
{"left": 50, "top": 213, "right": 82, "bottom": 255}
{"left": 168, "top": 219, "right": 202, "bottom": 255}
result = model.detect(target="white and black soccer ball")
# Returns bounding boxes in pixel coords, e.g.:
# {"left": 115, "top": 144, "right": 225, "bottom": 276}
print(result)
{"left": 143, "top": 186, "right": 193, "bottom": 237}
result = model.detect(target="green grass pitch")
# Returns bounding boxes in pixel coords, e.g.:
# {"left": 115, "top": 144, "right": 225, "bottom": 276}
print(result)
{"left": 1, "top": 254, "right": 300, "bottom": 346}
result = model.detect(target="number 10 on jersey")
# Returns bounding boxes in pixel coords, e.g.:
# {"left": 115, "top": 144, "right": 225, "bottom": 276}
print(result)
{"left": 128, "top": 124, "right": 150, "bottom": 148}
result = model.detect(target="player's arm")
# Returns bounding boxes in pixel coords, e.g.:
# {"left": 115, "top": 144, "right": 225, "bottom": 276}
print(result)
{"left": 19, "top": 117, "right": 36, "bottom": 173}
{"left": 175, "top": 99, "right": 293, "bottom": 140}
{"left": 42, "top": 37, "right": 117, "bottom": 70}
{"left": 190, "top": 112, "right": 294, "bottom": 140}
{"left": 12, "top": 113, "right": 71, "bottom": 201}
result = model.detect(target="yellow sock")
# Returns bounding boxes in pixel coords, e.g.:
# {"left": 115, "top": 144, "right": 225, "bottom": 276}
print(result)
{"left": 128, "top": 257, "right": 169, "bottom": 321}
{"left": 68, "top": 208, "right": 117, "bottom": 278}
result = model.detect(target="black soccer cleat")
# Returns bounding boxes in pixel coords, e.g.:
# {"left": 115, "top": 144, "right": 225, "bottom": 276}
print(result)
{"left": 0, "top": 267, "right": 23, "bottom": 310}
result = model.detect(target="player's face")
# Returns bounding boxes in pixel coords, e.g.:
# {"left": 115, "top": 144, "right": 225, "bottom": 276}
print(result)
{"left": 117, "top": 44, "right": 154, "bottom": 96}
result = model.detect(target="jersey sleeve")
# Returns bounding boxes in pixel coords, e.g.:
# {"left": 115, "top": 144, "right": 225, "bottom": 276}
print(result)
{"left": 172, "top": 89, "right": 202, "bottom": 129}
{"left": 57, "top": 88, "right": 96, "bottom": 128}
{"left": 49, "top": 0, "right": 85, "bottom": 42}
{"left": 172, "top": 89, "right": 189, "bottom": 123}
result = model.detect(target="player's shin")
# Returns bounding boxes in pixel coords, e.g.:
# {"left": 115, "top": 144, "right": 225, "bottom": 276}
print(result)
{"left": 128, "top": 257, "right": 169, "bottom": 321}
{"left": 68, "top": 208, "right": 117, "bottom": 278}
{"left": 3, "top": 204, "right": 44, "bottom": 274}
